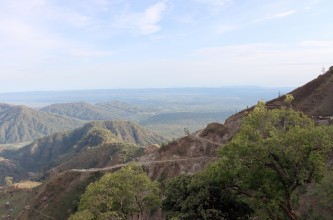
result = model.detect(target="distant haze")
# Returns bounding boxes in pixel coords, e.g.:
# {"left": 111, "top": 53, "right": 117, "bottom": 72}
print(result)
{"left": 0, "top": 87, "right": 293, "bottom": 108}
{"left": 0, "top": 0, "right": 332, "bottom": 92}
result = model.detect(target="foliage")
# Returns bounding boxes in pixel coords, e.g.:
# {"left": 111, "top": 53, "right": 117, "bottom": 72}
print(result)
{"left": 162, "top": 174, "right": 253, "bottom": 220}
{"left": 209, "top": 102, "right": 333, "bottom": 219}
{"left": 68, "top": 210, "right": 95, "bottom": 220}
{"left": 69, "top": 164, "right": 160, "bottom": 220}
{"left": 4, "top": 176, "right": 13, "bottom": 186}
{"left": 311, "top": 169, "right": 333, "bottom": 212}
{"left": 303, "top": 168, "right": 333, "bottom": 219}
{"left": 284, "top": 94, "right": 294, "bottom": 105}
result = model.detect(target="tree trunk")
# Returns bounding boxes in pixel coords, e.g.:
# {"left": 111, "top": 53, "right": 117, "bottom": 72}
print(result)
{"left": 280, "top": 197, "right": 297, "bottom": 220}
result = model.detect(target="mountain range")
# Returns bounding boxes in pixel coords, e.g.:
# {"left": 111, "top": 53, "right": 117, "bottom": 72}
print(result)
{"left": 0, "top": 120, "right": 165, "bottom": 183}
{"left": 1, "top": 67, "right": 333, "bottom": 219}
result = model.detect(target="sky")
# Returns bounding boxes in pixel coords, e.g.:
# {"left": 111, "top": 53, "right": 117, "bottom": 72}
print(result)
{"left": 0, "top": 0, "right": 333, "bottom": 92}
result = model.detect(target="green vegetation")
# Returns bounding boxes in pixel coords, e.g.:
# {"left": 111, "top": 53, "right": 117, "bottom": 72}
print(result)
{"left": 302, "top": 169, "right": 333, "bottom": 219}
{"left": 208, "top": 102, "right": 333, "bottom": 219}
{"left": 162, "top": 174, "right": 252, "bottom": 220}
{"left": 162, "top": 101, "right": 333, "bottom": 219}
{"left": 0, "top": 180, "right": 40, "bottom": 219}
{"left": 141, "top": 111, "right": 231, "bottom": 139}
{"left": 40, "top": 101, "right": 149, "bottom": 121}
{"left": 0, "top": 105, "right": 84, "bottom": 144}
{"left": 69, "top": 164, "right": 160, "bottom": 220}
{"left": 4, "top": 120, "right": 163, "bottom": 173}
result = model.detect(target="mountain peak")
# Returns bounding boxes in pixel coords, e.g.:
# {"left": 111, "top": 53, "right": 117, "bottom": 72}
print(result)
{"left": 265, "top": 65, "right": 333, "bottom": 116}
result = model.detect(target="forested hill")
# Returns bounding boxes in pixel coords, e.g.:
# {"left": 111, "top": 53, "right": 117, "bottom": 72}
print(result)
{"left": 8, "top": 120, "right": 165, "bottom": 172}
{"left": 0, "top": 104, "right": 84, "bottom": 144}
{"left": 40, "top": 101, "right": 149, "bottom": 121}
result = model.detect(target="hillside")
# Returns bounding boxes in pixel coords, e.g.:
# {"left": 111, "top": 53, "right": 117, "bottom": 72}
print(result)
{"left": 95, "top": 101, "right": 150, "bottom": 119}
{"left": 266, "top": 66, "right": 333, "bottom": 116}
{"left": 0, "top": 103, "right": 14, "bottom": 112}
{"left": 13, "top": 121, "right": 225, "bottom": 220}
{"left": 40, "top": 101, "right": 152, "bottom": 121}
{"left": 10, "top": 67, "right": 333, "bottom": 219}
{"left": 40, "top": 102, "right": 114, "bottom": 120}
{"left": 0, "top": 105, "right": 85, "bottom": 144}
{"left": 4, "top": 120, "right": 165, "bottom": 174}
{"left": 85, "top": 121, "right": 166, "bottom": 146}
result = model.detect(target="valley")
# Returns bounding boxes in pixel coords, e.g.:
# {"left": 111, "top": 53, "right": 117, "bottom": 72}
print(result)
{"left": 1, "top": 1, "right": 332, "bottom": 219}
{"left": 0, "top": 72, "right": 332, "bottom": 219}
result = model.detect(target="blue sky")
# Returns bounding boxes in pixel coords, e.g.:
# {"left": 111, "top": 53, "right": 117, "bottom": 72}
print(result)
{"left": 0, "top": 0, "right": 332, "bottom": 92}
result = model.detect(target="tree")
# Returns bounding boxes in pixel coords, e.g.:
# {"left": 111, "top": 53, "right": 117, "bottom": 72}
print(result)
{"left": 69, "top": 164, "right": 160, "bottom": 220}
{"left": 209, "top": 102, "right": 333, "bottom": 219}
{"left": 162, "top": 174, "right": 252, "bottom": 220}
{"left": 68, "top": 210, "right": 94, "bottom": 220}
{"left": 303, "top": 169, "right": 333, "bottom": 219}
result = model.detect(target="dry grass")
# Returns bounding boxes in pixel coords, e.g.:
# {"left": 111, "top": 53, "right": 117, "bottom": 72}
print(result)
{"left": 13, "top": 181, "right": 41, "bottom": 189}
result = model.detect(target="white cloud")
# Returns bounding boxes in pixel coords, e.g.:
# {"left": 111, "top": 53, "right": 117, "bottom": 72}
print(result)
{"left": 270, "top": 10, "right": 296, "bottom": 19}
{"left": 2, "top": 0, "right": 46, "bottom": 14}
{"left": 0, "top": 20, "right": 65, "bottom": 49}
{"left": 67, "top": 49, "right": 113, "bottom": 57}
{"left": 298, "top": 40, "right": 333, "bottom": 47}
{"left": 138, "top": 1, "right": 167, "bottom": 34}
{"left": 255, "top": 10, "right": 296, "bottom": 22}
{"left": 189, "top": 42, "right": 333, "bottom": 87}
{"left": 216, "top": 24, "right": 239, "bottom": 34}
{"left": 114, "top": 1, "right": 167, "bottom": 35}
{"left": 196, "top": 0, "right": 232, "bottom": 7}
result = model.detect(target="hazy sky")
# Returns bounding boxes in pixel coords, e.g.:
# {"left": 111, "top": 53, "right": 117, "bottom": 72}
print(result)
{"left": 0, "top": 0, "right": 332, "bottom": 92}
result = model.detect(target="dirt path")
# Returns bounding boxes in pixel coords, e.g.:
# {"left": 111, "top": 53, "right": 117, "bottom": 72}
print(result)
{"left": 71, "top": 134, "right": 220, "bottom": 173}
{"left": 189, "top": 134, "right": 222, "bottom": 146}
{"left": 71, "top": 156, "right": 216, "bottom": 173}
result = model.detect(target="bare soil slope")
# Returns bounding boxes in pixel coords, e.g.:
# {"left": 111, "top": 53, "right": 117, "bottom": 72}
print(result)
{"left": 266, "top": 66, "right": 333, "bottom": 116}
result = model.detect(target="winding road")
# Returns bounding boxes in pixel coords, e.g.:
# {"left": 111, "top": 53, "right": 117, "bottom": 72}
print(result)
{"left": 71, "top": 156, "right": 216, "bottom": 173}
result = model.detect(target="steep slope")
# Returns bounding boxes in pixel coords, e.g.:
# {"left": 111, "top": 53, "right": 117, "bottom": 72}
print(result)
{"left": 0, "top": 103, "right": 14, "bottom": 112}
{"left": 0, "top": 105, "right": 85, "bottom": 144}
{"left": 15, "top": 66, "right": 333, "bottom": 220}
{"left": 86, "top": 120, "right": 166, "bottom": 146}
{"left": 266, "top": 66, "right": 333, "bottom": 116}
{"left": 40, "top": 101, "right": 151, "bottom": 121}
{"left": 15, "top": 122, "right": 225, "bottom": 220}
{"left": 220, "top": 66, "right": 333, "bottom": 141}
{"left": 17, "top": 171, "right": 102, "bottom": 220}
{"left": 142, "top": 66, "right": 333, "bottom": 179}
{"left": 0, "top": 157, "right": 26, "bottom": 184}
{"left": 11, "top": 120, "right": 165, "bottom": 173}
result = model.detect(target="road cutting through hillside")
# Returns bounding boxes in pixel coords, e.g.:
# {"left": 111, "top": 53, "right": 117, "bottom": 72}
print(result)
{"left": 70, "top": 134, "right": 222, "bottom": 173}
{"left": 71, "top": 156, "right": 217, "bottom": 173}
{"left": 190, "top": 134, "right": 222, "bottom": 146}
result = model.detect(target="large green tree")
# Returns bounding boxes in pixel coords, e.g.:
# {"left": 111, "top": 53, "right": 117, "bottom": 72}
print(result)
{"left": 208, "top": 102, "right": 333, "bottom": 219}
{"left": 162, "top": 174, "right": 253, "bottom": 219}
{"left": 69, "top": 164, "right": 160, "bottom": 220}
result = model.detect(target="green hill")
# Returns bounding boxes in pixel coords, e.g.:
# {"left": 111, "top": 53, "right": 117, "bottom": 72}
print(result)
{"left": 40, "top": 101, "right": 152, "bottom": 121}
{"left": 0, "top": 105, "right": 85, "bottom": 144}
{"left": 4, "top": 120, "right": 165, "bottom": 174}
